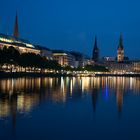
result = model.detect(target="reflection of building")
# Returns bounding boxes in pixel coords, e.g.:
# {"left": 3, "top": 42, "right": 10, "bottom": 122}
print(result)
{"left": 117, "top": 35, "right": 124, "bottom": 62}
{"left": 116, "top": 90, "right": 123, "bottom": 114}
{"left": 0, "top": 99, "right": 10, "bottom": 117}
{"left": 53, "top": 50, "right": 75, "bottom": 67}
{"left": 116, "top": 78, "right": 124, "bottom": 113}
{"left": 91, "top": 88, "right": 98, "bottom": 112}
{"left": 1, "top": 77, "right": 140, "bottom": 120}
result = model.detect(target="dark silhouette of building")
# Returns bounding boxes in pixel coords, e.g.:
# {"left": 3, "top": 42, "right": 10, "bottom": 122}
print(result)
{"left": 13, "top": 13, "right": 19, "bottom": 38}
{"left": 117, "top": 34, "right": 124, "bottom": 62}
{"left": 92, "top": 36, "right": 99, "bottom": 62}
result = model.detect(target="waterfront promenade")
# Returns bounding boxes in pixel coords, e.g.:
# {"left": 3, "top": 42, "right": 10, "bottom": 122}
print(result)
{"left": 1, "top": 71, "right": 140, "bottom": 78}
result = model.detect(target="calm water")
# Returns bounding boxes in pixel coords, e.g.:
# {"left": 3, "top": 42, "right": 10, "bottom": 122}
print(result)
{"left": 0, "top": 77, "right": 140, "bottom": 140}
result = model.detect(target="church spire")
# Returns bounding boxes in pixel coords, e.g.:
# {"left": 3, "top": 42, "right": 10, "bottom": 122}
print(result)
{"left": 94, "top": 36, "right": 97, "bottom": 49}
{"left": 118, "top": 34, "right": 123, "bottom": 49}
{"left": 117, "top": 34, "right": 124, "bottom": 62}
{"left": 13, "top": 12, "right": 19, "bottom": 38}
{"left": 92, "top": 36, "right": 99, "bottom": 62}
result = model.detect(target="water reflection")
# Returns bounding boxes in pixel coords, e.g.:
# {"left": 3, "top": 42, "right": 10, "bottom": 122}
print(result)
{"left": 0, "top": 77, "right": 140, "bottom": 120}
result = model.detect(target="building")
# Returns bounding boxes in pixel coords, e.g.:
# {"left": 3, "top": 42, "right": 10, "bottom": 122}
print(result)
{"left": 117, "top": 35, "right": 124, "bottom": 62}
{"left": 35, "top": 45, "right": 53, "bottom": 60}
{"left": 0, "top": 33, "right": 40, "bottom": 54}
{"left": 70, "top": 51, "right": 84, "bottom": 68}
{"left": 52, "top": 50, "right": 75, "bottom": 67}
{"left": 70, "top": 52, "right": 94, "bottom": 68}
{"left": 103, "top": 61, "right": 133, "bottom": 73}
{"left": 83, "top": 56, "right": 94, "bottom": 67}
{"left": 13, "top": 13, "right": 19, "bottom": 38}
{"left": 0, "top": 13, "right": 40, "bottom": 54}
{"left": 132, "top": 60, "right": 140, "bottom": 73}
{"left": 102, "top": 56, "right": 116, "bottom": 62}
{"left": 92, "top": 36, "right": 99, "bottom": 62}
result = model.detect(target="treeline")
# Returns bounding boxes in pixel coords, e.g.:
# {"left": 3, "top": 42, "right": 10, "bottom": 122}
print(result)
{"left": 0, "top": 46, "right": 61, "bottom": 72}
{"left": 0, "top": 46, "right": 108, "bottom": 73}
{"left": 64, "top": 65, "right": 109, "bottom": 72}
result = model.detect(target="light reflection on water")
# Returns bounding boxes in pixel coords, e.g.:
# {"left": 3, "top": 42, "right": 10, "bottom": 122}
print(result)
{"left": 0, "top": 77, "right": 140, "bottom": 117}
{"left": 0, "top": 77, "right": 140, "bottom": 139}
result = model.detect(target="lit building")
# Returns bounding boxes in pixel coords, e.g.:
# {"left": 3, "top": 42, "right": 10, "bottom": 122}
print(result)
{"left": 0, "top": 33, "right": 40, "bottom": 54}
{"left": 0, "top": 13, "right": 40, "bottom": 54}
{"left": 53, "top": 50, "right": 75, "bottom": 67}
{"left": 102, "top": 56, "right": 116, "bottom": 62}
{"left": 92, "top": 36, "right": 99, "bottom": 62}
{"left": 35, "top": 45, "right": 53, "bottom": 60}
{"left": 70, "top": 52, "right": 94, "bottom": 68}
{"left": 83, "top": 56, "right": 94, "bottom": 66}
{"left": 70, "top": 51, "right": 84, "bottom": 68}
{"left": 132, "top": 60, "right": 140, "bottom": 72}
{"left": 103, "top": 61, "right": 133, "bottom": 73}
{"left": 117, "top": 35, "right": 124, "bottom": 62}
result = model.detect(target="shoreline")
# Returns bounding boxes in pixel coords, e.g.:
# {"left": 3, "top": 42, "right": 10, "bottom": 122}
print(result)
{"left": 95, "top": 74, "right": 140, "bottom": 77}
{"left": 0, "top": 72, "right": 72, "bottom": 78}
{"left": 0, "top": 72, "right": 140, "bottom": 78}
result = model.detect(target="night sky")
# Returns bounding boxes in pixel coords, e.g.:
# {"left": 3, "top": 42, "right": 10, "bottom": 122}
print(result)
{"left": 0, "top": 0, "right": 140, "bottom": 58}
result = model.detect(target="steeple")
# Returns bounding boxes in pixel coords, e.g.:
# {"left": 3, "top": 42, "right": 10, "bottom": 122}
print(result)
{"left": 13, "top": 12, "right": 19, "bottom": 38}
{"left": 94, "top": 36, "right": 97, "bottom": 49}
{"left": 118, "top": 34, "right": 123, "bottom": 49}
{"left": 117, "top": 34, "right": 124, "bottom": 62}
{"left": 92, "top": 36, "right": 99, "bottom": 62}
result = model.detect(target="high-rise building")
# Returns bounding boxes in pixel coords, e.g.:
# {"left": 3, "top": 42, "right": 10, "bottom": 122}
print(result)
{"left": 117, "top": 35, "right": 124, "bottom": 62}
{"left": 92, "top": 36, "right": 99, "bottom": 62}
{"left": 13, "top": 13, "right": 19, "bottom": 38}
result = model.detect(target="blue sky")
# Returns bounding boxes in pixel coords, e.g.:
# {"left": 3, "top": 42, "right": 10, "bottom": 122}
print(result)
{"left": 0, "top": 0, "right": 140, "bottom": 58}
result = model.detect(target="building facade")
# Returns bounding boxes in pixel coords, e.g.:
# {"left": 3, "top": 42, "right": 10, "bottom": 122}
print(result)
{"left": 117, "top": 35, "right": 124, "bottom": 62}
{"left": 0, "top": 34, "right": 40, "bottom": 54}
{"left": 102, "top": 56, "right": 116, "bottom": 62}
{"left": 70, "top": 52, "right": 84, "bottom": 68}
{"left": 53, "top": 50, "right": 75, "bottom": 67}
{"left": 132, "top": 60, "right": 140, "bottom": 73}
{"left": 35, "top": 45, "right": 53, "bottom": 60}
{"left": 103, "top": 61, "right": 133, "bottom": 73}
{"left": 0, "top": 13, "right": 40, "bottom": 55}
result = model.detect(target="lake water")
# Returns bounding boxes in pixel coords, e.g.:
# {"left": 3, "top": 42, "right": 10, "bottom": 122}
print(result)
{"left": 0, "top": 77, "right": 140, "bottom": 140}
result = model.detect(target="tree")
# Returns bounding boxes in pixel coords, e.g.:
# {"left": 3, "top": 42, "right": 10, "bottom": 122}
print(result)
{"left": 84, "top": 65, "right": 109, "bottom": 72}
{"left": 2, "top": 46, "right": 20, "bottom": 65}
{"left": 0, "top": 49, "right": 4, "bottom": 70}
{"left": 0, "top": 46, "right": 62, "bottom": 72}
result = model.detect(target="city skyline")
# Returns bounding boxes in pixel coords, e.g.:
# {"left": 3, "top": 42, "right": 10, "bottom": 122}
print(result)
{"left": 1, "top": 1, "right": 140, "bottom": 140}
{"left": 0, "top": 0, "right": 140, "bottom": 59}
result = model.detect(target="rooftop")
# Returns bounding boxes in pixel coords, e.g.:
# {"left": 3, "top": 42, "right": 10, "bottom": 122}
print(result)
{"left": 0, "top": 33, "right": 35, "bottom": 49}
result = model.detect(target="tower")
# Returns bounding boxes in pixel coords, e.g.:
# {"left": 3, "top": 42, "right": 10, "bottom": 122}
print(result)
{"left": 117, "top": 34, "right": 124, "bottom": 62}
{"left": 92, "top": 36, "right": 99, "bottom": 62}
{"left": 13, "top": 13, "right": 19, "bottom": 38}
